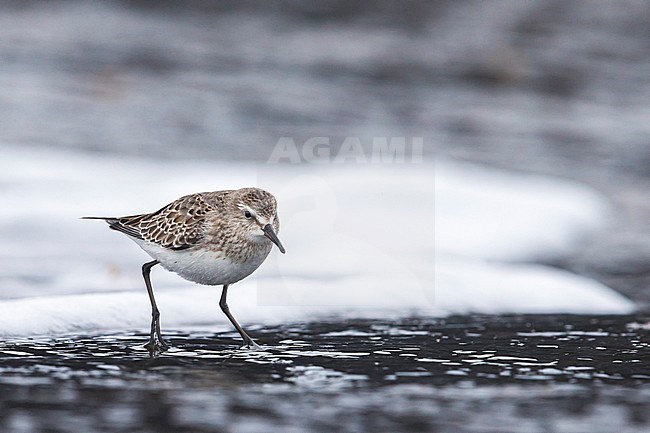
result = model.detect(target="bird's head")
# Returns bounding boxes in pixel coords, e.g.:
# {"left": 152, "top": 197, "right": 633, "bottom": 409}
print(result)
{"left": 233, "top": 188, "right": 285, "bottom": 254}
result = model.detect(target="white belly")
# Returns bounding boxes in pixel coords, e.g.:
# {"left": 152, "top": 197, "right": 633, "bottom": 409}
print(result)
{"left": 133, "top": 239, "right": 269, "bottom": 286}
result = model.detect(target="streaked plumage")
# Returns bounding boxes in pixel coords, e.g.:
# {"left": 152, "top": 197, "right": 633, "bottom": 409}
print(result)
{"left": 84, "top": 187, "right": 285, "bottom": 355}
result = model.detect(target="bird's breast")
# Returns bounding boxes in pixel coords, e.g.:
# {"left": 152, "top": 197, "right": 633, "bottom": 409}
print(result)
{"left": 134, "top": 239, "right": 271, "bottom": 286}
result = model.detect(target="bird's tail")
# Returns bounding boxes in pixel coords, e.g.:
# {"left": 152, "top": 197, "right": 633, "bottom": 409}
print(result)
{"left": 80, "top": 216, "right": 119, "bottom": 223}
{"left": 81, "top": 216, "right": 143, "bottom": 239}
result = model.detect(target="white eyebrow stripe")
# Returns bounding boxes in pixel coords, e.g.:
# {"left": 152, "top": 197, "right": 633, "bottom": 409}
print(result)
{"left": 237, "top": 204, "right": 254, "bottom": 213}
{"left": 238, "top": 205, "right": 264, "bottom": 223}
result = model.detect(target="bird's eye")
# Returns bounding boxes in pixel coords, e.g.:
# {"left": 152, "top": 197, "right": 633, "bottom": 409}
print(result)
{"left": 244, "top": 211, "right": 252, "bottom": 219}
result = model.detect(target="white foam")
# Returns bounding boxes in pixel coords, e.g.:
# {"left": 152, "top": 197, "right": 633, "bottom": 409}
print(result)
{"left": 434, "top": 161, "right": 608, "bottom": 261}
{"left": 0, "top": 146, "right": 634, "bottom": 336}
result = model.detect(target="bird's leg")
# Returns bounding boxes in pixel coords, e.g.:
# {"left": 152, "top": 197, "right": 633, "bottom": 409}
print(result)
{"left": 142, "top": 260, "right": 168, "bottom": 355}
{"left": 219, "top": 285, "right": 260, "bottom": 349}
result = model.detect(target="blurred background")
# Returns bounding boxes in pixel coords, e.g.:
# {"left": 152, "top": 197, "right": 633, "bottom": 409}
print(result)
{"left": 1, "top": 0, "right": 648, "bottom": 306}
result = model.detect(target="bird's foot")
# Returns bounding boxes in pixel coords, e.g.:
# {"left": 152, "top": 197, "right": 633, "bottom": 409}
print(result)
{"left": 144, "top": 336, "right": 169, "bottom": 357}
{"left": 240, "top": 338, "right": 262, "bottom": 351}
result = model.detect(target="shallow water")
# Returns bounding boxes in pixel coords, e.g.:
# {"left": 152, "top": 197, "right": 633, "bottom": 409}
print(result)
{"left": 1, "top": 314, "right": 648, "bottom": 432}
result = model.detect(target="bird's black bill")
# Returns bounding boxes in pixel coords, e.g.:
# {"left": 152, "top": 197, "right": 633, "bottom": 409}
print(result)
{"left": 263, "top": 224, "right": 286, "bottom": 254}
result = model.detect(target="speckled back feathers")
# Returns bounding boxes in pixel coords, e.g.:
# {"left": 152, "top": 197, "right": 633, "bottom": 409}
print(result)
{"left": 101, "top": 188, "right": 280, "bottom": 257}
{"left": 108, "top": 192, "right": 219, "bottom": 250}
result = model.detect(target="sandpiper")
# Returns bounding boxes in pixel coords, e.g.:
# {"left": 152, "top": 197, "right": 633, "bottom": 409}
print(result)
{"left": 84, "top": 188, "right": 285, "bottom": 355}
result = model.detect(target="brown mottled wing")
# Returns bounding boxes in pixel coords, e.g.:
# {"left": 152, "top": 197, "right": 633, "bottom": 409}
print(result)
{"left": 112, "top": 193, "right": 217, "bottom": 250}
